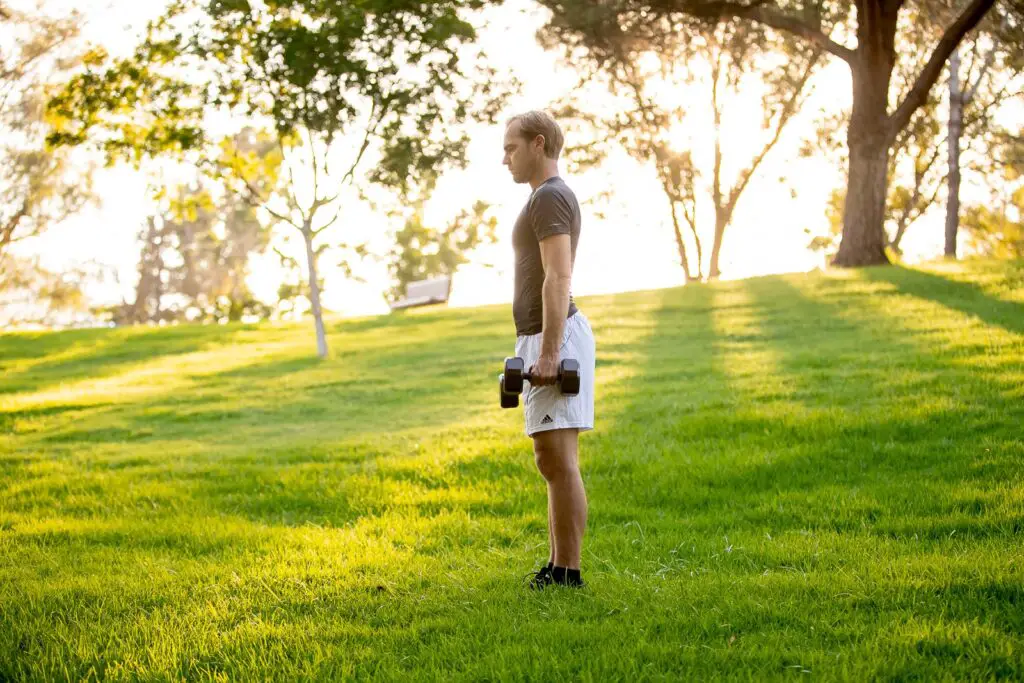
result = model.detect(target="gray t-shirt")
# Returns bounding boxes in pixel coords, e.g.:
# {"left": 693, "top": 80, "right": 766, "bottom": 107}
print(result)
{"left": 512, "top": 176, "right": 581, "bottom": 337}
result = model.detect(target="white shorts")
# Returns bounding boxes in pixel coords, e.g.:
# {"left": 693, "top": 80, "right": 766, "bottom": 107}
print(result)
{"left": 514, "top": 311, "right": 596, "bottom": 438}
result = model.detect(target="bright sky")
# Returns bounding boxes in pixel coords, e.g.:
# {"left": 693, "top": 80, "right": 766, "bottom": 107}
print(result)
{"left": 19, "top": 0, "right": 965, "bottom": 320}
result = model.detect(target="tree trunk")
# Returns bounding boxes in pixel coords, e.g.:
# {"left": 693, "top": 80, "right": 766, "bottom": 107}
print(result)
{"left": 945, "top": 48, "right": 963, "bottom": 258}
{"left": 708, "top": 212, "right": 727, "bottom": 280}
{"left": 710, "top": 57, "right": 723, "bottom": 280}
{"left": 835, "top": 136, "right": 890, "bottom": 267}
{"left": 833, "top": 16, "right": 897, "bottom": 268}
{"left": 303, "top": 225, "right": 328, "bottom": 358}
{"left": 668, "top": 201, "right": 695, "bottom": 282}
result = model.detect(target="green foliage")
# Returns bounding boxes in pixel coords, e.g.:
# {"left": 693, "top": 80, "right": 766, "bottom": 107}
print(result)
{"left": 47, "top": 0, "right": 505, "bottom": 194}
{"left": 1, "top": 3, "right": 95, "bottom": 263}
{"left": 385, "top": 200, "right": 497, "bottom": 303}
{"left": 806, "top": 187, "right": 845, "bottom": 257}
{"left": 0, "top": 254, "right": 86, "bottom": 327}
{"left": 105, "top": 171, "right": 274, "bottom": 326}
{"left": 962, "top": 185, "right": 1024, "bottom": 259}
{"left": 213, "top": 128, "right": 286, "bottom": 203}
{"left": 46, "top": 0, "right": 509, "bottom": 353}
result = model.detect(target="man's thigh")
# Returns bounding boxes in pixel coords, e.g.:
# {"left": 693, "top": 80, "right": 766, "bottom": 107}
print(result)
{"left": 532, "top": 427, "right": 579, "bottom": 461}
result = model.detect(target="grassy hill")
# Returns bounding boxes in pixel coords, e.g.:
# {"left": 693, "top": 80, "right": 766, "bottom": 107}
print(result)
{"left": 1, "top": 259, "right": 1022, "bottom": 681}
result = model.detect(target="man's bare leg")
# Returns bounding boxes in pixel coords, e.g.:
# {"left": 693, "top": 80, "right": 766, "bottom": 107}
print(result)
{"left": 533, "top": 428, "right": 586, "bottom": 571}
{"left": 548, "top": 494, "right": 555, "bottom": 566}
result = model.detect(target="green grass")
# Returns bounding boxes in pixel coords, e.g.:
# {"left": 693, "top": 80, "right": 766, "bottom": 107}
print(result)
{"left": 1, "top": 258, "right": 1022, "bottom": 681}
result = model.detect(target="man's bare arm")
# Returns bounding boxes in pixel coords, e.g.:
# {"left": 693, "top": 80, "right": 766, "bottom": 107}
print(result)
{"left": 538, "top": 233, "right": 573, "bottom": 360}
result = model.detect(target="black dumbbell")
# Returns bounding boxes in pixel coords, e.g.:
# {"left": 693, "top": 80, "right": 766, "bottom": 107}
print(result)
{"left": 499, "top": 373, "right": 520, "bottom": 409}
{"left": 499, "top": 356, "right": 581, "bottom": 408}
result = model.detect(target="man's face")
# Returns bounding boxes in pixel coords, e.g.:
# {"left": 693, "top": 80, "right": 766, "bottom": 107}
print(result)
{"left": 503, "top": 121, "right": 542, "bottom": 184}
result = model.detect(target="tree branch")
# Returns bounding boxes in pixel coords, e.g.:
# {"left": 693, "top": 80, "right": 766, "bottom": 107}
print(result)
{"left": 886, "top": 0, "right": 996, "bottom": 145}
{"left": 280, "top": 141, "right": 303, "bottom": 219}
{"left": 662, "top": 180, "right": 694, "bottom": 280}
{"left": 963, "top": 41, "right": 995, "bottom": 103}
{"left": 670, "top": 0, "right": 854, "bottom": 63}
{"left": 688, "top": 211, "right": 703, "bottom": 278}
{"left": 961, "top": 77, "right": 1016, "bottom": 139}
{"left": 891, "top": 155, "right": 936, "bottom": 249}
{"left": 308, "top": 190, "right": 340, "bottom": 220}
{"left": 322, "top": 130, "right": 335, "bottom": 178}
{"left": 710, "top": 45, "right": 723, "bottom": 216}
{"left": 306, "top": 126, "right": 319, "bottom": 204}
{"left": 1, "top": 31, "right": 74, "bottom": 83}
{"left": 726, "top": 51, "right": 821, "bottom": 217}
{"left": 313, "top": 208, "right": 342, "bottom": 236}
{"left": 0, "top": 200, "right": 30, "bottom": 255}
{"left": 239, "top": 177, "right": 302, "bottom": 231}
{"left": 341, "top": 98, "right": 381, "bottom": 187}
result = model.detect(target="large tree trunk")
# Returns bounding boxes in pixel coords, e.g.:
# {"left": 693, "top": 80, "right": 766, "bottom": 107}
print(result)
{"left": 833, "top": 8, "right": 897, "bottom": 268}
{"left": 302, "top": 225, "right": 328, "bottom": 358}
{"left": 835, "top": 136, "right": 890, "bottom": 267}
{"left": 945, "top": 48, "right": 963, "bottom": 258}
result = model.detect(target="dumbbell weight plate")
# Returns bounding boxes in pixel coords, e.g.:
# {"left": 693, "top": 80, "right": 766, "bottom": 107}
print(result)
{"left": 499, "top": 373, "right": 519, "bottom": 409}
{"left": 560, "top": 359, "right": 581, "bottom": 395}
{"left": 503, "top": 357, "right": 526, "bottom": 394}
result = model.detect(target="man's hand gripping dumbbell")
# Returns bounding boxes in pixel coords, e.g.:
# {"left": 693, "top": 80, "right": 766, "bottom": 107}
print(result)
{"left": 499, "top": 357, "right": 581, "bottom": 408}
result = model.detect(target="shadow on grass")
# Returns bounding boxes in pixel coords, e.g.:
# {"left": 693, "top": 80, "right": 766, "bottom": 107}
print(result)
{"left": 331, "top": 303, "right": 508, "bottom": 335}
{"left": 6, "top": 314, "right": 513, "bottom": 450}
{"left": 0, "top": 324, "right": 257, "bottom": 397}
{"left": 863, "top": 265, "right": 1024, "bottom": 337}
{"left": 584, "top": 273, "right": 1022, "bottom": 546}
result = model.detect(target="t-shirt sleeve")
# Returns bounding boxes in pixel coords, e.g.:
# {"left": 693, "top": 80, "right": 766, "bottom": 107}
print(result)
{"left": 528, "top": 188, "right": 573, "bottom": 241}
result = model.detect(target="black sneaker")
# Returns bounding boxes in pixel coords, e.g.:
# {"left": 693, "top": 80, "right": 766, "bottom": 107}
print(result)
{"left": 525, "top": 564, "right": 554, "bottom": 590}
{"left": 552, "top": 566, "right": 585, "bottom": 588}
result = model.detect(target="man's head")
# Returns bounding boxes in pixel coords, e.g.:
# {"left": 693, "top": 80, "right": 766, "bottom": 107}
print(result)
{"left": 503, "top": 110, "right": 564, "bottom": 184}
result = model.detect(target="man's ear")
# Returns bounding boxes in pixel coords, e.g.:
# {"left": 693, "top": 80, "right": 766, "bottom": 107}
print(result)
{"left": 534, "top": 134, "right": 546, "bottom": 153}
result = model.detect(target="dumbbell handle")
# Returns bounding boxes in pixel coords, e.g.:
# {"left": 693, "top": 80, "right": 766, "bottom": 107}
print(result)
{"left": 522, "top": 371, "right": 564, "bottom": 383}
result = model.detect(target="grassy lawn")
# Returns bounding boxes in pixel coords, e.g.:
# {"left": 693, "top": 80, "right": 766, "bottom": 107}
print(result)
{"left": 1, "top": 259, "right": 1022, "bottom": 681}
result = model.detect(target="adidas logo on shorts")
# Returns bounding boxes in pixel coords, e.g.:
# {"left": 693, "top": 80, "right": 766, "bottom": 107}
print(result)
{"left": 541, "top": 415, "right": 554, "bottom": 424}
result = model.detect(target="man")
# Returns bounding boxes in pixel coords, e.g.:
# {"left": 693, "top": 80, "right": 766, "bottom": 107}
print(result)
{"left": 502, "top": 110, "right": 596, "bottom": 589}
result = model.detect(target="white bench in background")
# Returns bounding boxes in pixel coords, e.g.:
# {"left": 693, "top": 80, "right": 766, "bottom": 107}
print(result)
{"left": 389, "top": 275, "right": 452, "bottom": 311}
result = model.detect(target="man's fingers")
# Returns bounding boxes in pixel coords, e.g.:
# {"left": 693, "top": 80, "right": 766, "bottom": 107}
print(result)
{"left": 529, "top": 361, "right": 558, "bottom": 385}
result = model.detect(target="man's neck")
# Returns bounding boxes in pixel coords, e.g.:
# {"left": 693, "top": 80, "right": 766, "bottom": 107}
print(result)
{"left": 529, "top": 162, "right": 560, "bottom": 190}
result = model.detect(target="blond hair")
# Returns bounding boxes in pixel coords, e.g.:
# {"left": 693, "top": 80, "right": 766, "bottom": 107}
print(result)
{"left": 507, "top": 110, "right": 564, "bottom": 159}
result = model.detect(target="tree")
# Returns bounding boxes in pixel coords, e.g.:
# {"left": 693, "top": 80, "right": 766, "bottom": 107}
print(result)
{"left": 385, "top": 200, "right": 497, "bottom": 303}
{"left": 884, "top": 7, "right": 949, "bottom": 256}
{"left": 809, "top": 9, "right": 960, "bottom": 257}
{"left": 545, "top": 11, "right": 820, "bottom": 281}
{"left": 161, "top": 183, "right": 274, "bottom": 324}
{"left": 48, "top": 0, "right": 508, "bottom": 357}
{"left": 0, "top": 254, "right": 87, "bottom": 328}
{"left": 0, "top": 3, "right": 94, "bottom": 288}
{"left": 960, "top": 126, "right": 1024, "bottom": 259}
{"left": 273, "top": 246, "right": 326, "bottom": 322}
{"left": 105, "top": 177, "right": 274, "bottom": 326}
{"left": 802, "top": 6, "right": 1022, "bottom": 260}
{"left": 115, "top": 214, "right": 174, "bottom": 325}
{"left": 961, "top": 195, "right": 1024, "bottom": 260}
{"left": 944, "top": 8, "right": 1024, "bottom": 257}
{"left": 541, "top": 0, "right": 997, "bottom": 268}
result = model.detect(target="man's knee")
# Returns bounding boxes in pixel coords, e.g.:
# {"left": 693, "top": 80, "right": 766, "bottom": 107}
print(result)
{"left": 533, "top": 431, "right": 578, "bottom": 482}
